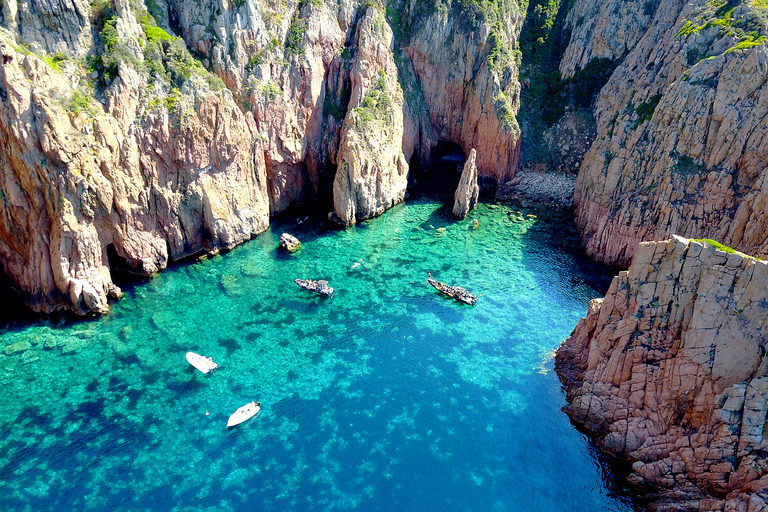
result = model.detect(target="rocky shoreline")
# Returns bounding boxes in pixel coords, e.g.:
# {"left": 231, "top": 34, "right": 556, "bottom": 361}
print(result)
{"left": 495, "top": 166, "right": 577, "bottom": 210}
{"left": 557, "top": 236, "right": 768, "bottom": 511}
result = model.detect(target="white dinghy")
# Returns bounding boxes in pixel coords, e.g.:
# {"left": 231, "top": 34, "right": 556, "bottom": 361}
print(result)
{"left": 227, "top": 401, "right": 261, "bottom": 427}
{"left": 186, "top": 352, "right": 218, "bottom": 374}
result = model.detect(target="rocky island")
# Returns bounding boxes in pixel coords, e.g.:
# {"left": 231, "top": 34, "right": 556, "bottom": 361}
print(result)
{"left": 2, "top": 0, "right": 768, "bottom": 509}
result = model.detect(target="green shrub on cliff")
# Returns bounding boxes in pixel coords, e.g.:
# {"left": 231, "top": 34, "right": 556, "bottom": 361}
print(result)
{"left": 694, "top": 239, "right": 738, "bottom": 254}
{"left": 67, "top": 89, "right": 101, "bottom": 117}
{"left": 635, "top": 94, "right": 662, "bottom": 124}
{"left": 285, "top": 16, "right": 308, "bottom": 57}
{"left": 144, "top": 25, "right": 175, "bottom": 43}
{"left": 43, "top": 53, "right": 67, "bottom": 72}
{"left": 139, "top": 14, "right": 221, "bottom": 92}
{"left": 353, "top": 69, "right": 395, "bottom": 131}
{"left": 676, "top": 0, "right": 768, "bottom": 57}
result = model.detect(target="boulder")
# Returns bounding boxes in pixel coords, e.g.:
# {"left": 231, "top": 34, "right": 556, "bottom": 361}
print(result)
{"left": 279, "top": 233, "right": 301, "bottom": 252}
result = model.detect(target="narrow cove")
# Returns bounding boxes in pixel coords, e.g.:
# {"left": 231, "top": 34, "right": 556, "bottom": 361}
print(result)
{"left": 0, "top": 195, "right": 641, "bottom": 511}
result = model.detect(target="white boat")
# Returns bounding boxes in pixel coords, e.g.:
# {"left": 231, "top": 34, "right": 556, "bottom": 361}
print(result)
{"left": 227, "top": 401, "right": 261, "bottom": 427}
{"left": 186, "top": 352, "right": 218, "bottom": 374}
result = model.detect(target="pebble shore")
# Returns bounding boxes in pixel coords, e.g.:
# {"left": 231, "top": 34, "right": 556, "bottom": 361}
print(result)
{"left": 495, "top": 168, "right": 577, "bottom": 210}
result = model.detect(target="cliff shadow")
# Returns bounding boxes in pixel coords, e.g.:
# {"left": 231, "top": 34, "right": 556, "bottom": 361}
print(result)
{"left": 0, "top": 269, "right": 101, "bottom": 330}
{"left": 408, "top": 141, "right": 464, "bottom": 200}
{"left": 572, "top": 420, "right": 651, "bottom": 511}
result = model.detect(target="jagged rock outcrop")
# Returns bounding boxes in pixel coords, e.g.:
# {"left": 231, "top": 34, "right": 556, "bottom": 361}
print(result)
{"left": 0, "top": 27, "right": 269, "bottom": 314}
{"left": 556, "top": 236, "right": 768, "bottom": 511}
{"left": 563, "top": 0, "right": 768, "bottom": 267}
{"left": 452, "top": 148, "right": 479, "bottom": 218}
{"left": 332, "top": 7, "right": 407, "bottom": 224}
{"left": 0, "top": 0, "right": 525, "bottom": 313}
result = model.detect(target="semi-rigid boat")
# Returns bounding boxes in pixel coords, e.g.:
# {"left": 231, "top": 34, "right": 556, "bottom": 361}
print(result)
{"left": 427, "top": 277, "right": 478, "bottom": 306}
{"left": 227, "top": 401, "right": 261, "bottom": 427}
{"left": 294, "top": 278, "right": 334, "bottom": 297}
{"left": 186, "top": 352, "right": 218, "bottom": 373}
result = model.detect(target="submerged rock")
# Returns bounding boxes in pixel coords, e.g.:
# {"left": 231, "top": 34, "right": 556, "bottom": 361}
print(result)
{"left": 4, "top": 341, "right": 32, "bottom": 356}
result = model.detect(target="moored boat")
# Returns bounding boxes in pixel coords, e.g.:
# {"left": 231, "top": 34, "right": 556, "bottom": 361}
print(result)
{"left": 294, "top": 278, "right": 334, "bottom": 297}
{"left": 186, "top": 352, "right": 218, "bottom": 373}
{"left": 427, "top": 277, "right": 478, "bottom": 306}
{"left": 227, "top": 401, "right": 261, "bottom": 427}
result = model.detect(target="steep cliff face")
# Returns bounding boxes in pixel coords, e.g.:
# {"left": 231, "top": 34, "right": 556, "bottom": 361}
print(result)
{"left": 162, "top": 0, "right": 523, "bottom": 215}
{"left": 557, "top": 236, "right": 768, "bottom": 510}
{"left": 333, "top": 8, "right": 408, "bottom": 224}
{"left": 0, "top": 0, "right": 524, "bottom": 313}
{"left": 0, "top": 23, "right": 269, "bottom": 314}
{"left": 563, "top": 0, "right": 768, "bottom": 267}
{"left": 1, "top": 0, "right": 92, "bottom": 58}
{"left": 404, "top": 0, "right": 523, "bottom": 186}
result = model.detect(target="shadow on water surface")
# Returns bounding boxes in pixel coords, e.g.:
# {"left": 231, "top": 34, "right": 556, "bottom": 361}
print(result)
{"left": 581, "top": 425, "right": 651, "bottom": 511}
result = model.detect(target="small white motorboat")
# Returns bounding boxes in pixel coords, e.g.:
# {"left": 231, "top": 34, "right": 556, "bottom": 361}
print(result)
{"left": 227, "top": 401, "right": 261, "bottom": 427}
{"left": 186, "top": 352, "right": 218, "bottom": 374}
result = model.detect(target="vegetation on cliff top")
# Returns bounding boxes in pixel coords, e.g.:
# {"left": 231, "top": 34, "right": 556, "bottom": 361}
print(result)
{"left": 693, "top": 238, "right": 765, "bottom": 261}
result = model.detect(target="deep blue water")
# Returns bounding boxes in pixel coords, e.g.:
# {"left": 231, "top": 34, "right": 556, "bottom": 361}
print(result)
{"left": 0, "top": 196, "right": 639, "bottom": 511}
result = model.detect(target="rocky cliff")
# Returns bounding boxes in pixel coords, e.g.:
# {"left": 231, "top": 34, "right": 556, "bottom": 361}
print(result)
{"left": 557, "top": 236, "right": 768, "bottom": 511}
{"left": 0, "top": 0, "right": 523, "bottom": 313}
{"left": 560, "top": 0, "right": 768, "bottom": 267}
{"left": 452, "top": 147, "right": 479, "bottom": 218}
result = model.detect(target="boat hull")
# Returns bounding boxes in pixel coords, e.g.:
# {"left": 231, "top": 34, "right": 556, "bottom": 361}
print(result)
{"left": 227, "top": 402, "right": 261, "bottom": 427}
{"left": 186, "top": 352, "right": 217, "bottom": 374}
{"left": 427, "top": 278, "right": 478, "bottom": 306}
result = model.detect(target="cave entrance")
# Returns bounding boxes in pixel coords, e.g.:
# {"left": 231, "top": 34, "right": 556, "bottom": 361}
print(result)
{"left": 106, "top": 243, "right": 147, "bottom": 288}
{"left": 410, "top": 141, "right": 465, "bottom": 199}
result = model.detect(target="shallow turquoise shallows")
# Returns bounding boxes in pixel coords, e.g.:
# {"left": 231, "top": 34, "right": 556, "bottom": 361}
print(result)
{"left": 0, "top": 195, "right": 639, "bottom": 511}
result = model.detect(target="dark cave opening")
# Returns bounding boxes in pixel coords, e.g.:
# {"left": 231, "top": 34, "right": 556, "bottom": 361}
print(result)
{"left": 106, "top": 243, "right": 147, "bottom": 287}
{"left": 408, "top": 141, "right": 465, "bottom": 199}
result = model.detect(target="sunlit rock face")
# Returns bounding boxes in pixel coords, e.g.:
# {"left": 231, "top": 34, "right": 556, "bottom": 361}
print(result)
{"left": 0, "top": 30, "right": 269, "bottom": 314}
{"left": 0, "top": 0, "right": 523, "bottom": 313}
{"left": 562, "top": 0, "right": 768, "bottom": 267}
{"left": 452, "top": 148, "right": 479, "bottom": 218}
{"left": 557, "top": 236, "right": 768, "bottom": 511}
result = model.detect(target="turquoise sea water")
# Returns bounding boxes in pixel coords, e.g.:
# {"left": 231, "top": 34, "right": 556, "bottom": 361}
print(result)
{"left": 0, "top": 195, "right": 639, "bottom": 511}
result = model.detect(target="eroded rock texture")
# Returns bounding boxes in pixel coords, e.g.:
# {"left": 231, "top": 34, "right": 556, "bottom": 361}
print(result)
{"left": 0, "top": 0, "right": 524, "bottom": 313}
{"left": 564, "top": 0, "right": 768, "bottom": 267}
{"left": 452, "top": 148, "right": 479, "bottom": 218}
{"left": 557, "top": 236, "right": 768, "bottom": 511}
{"left": 333, "top": 7, "right": 408, "bottom": 224}
{"left": 0, "top": 33, "right": 270, "bottom": 314}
